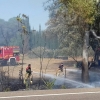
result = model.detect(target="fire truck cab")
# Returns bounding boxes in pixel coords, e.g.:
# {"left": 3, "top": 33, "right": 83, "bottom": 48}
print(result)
{"left": 0, "top": 46, "right": 20, "bottom": 66}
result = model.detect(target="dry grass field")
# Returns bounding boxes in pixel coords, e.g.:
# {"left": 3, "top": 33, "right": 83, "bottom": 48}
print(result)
{"left": 0, "top": 56, "right": 78, "bottom": 80}
{"left": 1, "top": 56, "right": 96, "bottom": 80}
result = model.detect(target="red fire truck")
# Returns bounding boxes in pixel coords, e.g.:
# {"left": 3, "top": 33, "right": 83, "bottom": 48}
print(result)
{"left": 0, "top": 46, "right": 20, "bottom": 65}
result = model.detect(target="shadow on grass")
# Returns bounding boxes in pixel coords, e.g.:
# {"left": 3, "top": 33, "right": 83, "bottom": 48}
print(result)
{"left": 0, "top": 62, "right": 26, "bottom": 67}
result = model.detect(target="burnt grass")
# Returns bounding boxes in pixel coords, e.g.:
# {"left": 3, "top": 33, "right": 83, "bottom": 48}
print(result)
{"left": 1, "top": 78, "right": 67, "bottom": 91}
{"left": 0, "top": 77, "right": 57, "bottom": 92}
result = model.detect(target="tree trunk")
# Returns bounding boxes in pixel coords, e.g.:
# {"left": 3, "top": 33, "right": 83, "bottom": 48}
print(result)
{"left": 82, "top": 31, "right": 89, "bottom": 83}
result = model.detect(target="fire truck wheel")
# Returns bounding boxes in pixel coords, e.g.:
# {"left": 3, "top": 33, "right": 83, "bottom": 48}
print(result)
{"left": 1, "top": 60, "right": 7, "bottom": 66}
{"left": 10, "top": 58, "right": 16, "bottom": 66}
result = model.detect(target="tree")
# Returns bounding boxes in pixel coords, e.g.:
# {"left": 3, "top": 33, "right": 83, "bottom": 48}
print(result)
{"left": 16, "top": 14, "right": 31, "bottom": 84}
{"left": 60, "top": 0, "right": 100, "bottom": 83}
{"left": 45, "top": 0, "right": 99, "bottom": 83}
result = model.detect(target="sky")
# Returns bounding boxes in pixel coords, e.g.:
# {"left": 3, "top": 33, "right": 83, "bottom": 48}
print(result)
{"left": 0, "top": 0, "right": 49, "bottom": 30}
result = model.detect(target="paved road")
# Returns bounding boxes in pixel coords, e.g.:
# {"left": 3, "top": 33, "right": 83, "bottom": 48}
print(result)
{"left": 0, "top": 88, "right": 100, "bottom": 100}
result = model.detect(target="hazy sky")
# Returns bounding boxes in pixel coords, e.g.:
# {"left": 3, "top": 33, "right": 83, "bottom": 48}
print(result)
{"left": 0, "top": 0, "right": 49, "bottom": 30}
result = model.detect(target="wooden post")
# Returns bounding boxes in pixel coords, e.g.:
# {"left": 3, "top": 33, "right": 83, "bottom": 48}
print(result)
{"left": 65, "top": 67, "right": 66, "bottom": 78}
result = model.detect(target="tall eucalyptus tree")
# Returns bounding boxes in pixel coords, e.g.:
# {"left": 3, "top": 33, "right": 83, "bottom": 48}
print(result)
{"left": 45, "top": 0, "right": 100, "bottom": 82}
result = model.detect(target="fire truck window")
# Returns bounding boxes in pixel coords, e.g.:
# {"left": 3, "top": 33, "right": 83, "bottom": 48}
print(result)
{"left": 16, "top": 53, "right": 19, "bottom": 56}
{"left": 14, "top": 54, "right": 16, "bottom": 56}
{"left": 14, "top": 53, "right": 19, "bottom": 56}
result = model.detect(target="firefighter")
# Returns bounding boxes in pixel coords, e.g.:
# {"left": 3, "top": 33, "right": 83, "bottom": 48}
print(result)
{"left": 56, "top": 63, "right": 64, "bottom": 76}
{"left": 59, "top": 63, "right": 64, "bottom": 72}
{"left": 24, "top": 64, "right": 32, "bottom": 85}
{"left": 26, "top": 64, "right": 32, "bottom": 77}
